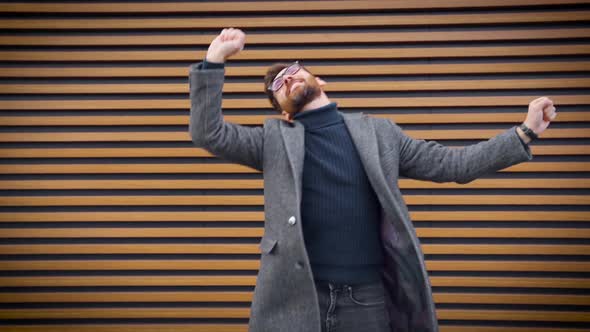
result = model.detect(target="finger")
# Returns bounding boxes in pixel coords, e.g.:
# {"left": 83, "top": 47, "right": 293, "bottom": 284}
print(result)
{"left": 230, "top": 29, "right": 244, "bottom": 41}
{"left": 239, "top": 35, "right": 246, "bottom": 51}
{"left": 227, "top": 29, "right": 239, "bottom": 40}
{"left": 536, "top": 97, "right": 553, "bottom": 111}
{"left": 531, "top": 96, "right": 545, "bottom": 107}
{"left": 532, "top": 96, "right": 552, "bottom": 107}
{"left": 227, "top": 28, "right": 238, "bottom": 37}
{"left": 220, "top": 28, "right": 229, "bottom": 41}
{"left": 543, "top": 106, "right": 556, "bottom": 121}
{"left": 231, "top": 30, "right": 246, "bottom": 49}
{"left": 237, "top": 31, "right": 246, "bottom": 46}
{"left": 544, "top": 106, "right": 556, "bottom": 116}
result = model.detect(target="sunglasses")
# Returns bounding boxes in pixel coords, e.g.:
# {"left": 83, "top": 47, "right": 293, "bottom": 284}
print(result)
{"left": 267, "top": 61, "right": 302, "bottom": 92}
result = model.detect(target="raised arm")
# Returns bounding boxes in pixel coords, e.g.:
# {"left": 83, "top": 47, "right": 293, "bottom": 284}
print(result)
{"left": 189, "top": 28, "right": 263, "bottom": 171}
{"left": 397, "top": 97, "right": 557, "bottom": 184}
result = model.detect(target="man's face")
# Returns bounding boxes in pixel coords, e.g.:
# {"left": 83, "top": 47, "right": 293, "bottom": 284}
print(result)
{"left": 270, "top": 63, "right": 324, "bottom": 119}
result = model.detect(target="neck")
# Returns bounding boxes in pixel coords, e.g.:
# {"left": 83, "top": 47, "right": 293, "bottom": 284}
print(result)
{"left": 300, "top": 92, "right": 331, "bottom": 113}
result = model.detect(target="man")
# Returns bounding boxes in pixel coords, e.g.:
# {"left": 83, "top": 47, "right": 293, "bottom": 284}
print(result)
{"left": 189, "top": 28, "right": 557, "bottom": 332}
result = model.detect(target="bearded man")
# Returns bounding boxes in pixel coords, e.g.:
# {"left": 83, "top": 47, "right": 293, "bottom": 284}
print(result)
{"left": 188, "top": 28, "right": 557, "bottom": 332}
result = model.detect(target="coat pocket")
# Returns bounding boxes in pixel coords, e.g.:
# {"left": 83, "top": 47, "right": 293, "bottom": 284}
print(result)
{"left": 259, "top": 237, "right": 278, "bottom": 255}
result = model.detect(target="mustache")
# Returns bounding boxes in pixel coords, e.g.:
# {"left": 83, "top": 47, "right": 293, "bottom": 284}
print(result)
{"left": 286, "top": 79, "right": 304, "bottom": 96}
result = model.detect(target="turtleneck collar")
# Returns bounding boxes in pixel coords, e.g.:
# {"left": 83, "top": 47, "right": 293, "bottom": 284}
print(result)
{"left": 292, "top": 102, "right": 341, "bottom": 131}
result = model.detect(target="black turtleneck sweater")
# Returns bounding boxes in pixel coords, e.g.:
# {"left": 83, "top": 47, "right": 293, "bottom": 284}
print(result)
{"left": 293, "top": 103, "right": 383, "bottom": 284}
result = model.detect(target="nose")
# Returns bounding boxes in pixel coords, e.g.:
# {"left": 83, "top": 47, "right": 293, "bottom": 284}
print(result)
{"left": 283, "top": 75, "right": 294, "bottom": 85}
{"left": 280, "top": 75, "right": 294, "bottom": 93}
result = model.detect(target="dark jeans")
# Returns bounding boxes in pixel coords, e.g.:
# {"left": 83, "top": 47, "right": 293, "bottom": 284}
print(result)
{"left": 315, "top": 279, "right": 390, "bottom": 332}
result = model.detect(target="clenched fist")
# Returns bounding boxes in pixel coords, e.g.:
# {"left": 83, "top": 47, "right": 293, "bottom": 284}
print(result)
{"left": 206, "top": 28, "right": 246, "bottom": 64}
{"left": 525, "top": 96, "right": 557, "bottom": 135}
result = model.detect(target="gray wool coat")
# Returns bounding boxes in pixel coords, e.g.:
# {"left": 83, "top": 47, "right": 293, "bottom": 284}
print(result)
{"left": 189, "top": 63, "right": 532, "bottom": 332}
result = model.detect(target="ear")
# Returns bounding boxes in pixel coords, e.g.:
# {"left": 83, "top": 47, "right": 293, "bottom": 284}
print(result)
{"left": 315, "top": 76, "right": 327, "bottom": 87}
{"left": 282, "top": 111, "right": 293, "bottom": 122}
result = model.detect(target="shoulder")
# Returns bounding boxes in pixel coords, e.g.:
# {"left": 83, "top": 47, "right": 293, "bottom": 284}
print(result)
{"left": 264, "top": 118, "right": 282, "bottom": 127}
{"left": 263, "top": 118, "right": 285, "bottom": 135}
{"left": 342, "top": 112, "right": 402, "bottom": 134}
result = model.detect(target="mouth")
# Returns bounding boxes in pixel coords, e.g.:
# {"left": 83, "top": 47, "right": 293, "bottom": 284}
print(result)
{"left": 287, "top": 80, "right": 304, "bottom": 96}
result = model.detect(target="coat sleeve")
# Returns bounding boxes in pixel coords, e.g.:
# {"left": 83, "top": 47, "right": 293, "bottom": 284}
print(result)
{"left": 388, "top": 121, "right": 532, "bottom": 184}
{"left": 188, "top": 62, "right": 263, "bottom": 171}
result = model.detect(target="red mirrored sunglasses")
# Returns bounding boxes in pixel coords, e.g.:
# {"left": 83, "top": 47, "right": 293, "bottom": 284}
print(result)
{"left": 268, "top": 61, "right": 302, "bottom": 92}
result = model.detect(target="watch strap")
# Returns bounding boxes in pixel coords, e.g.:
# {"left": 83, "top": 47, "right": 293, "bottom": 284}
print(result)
{"left": 519, "top": 123, "right": 538, "bottom": 141}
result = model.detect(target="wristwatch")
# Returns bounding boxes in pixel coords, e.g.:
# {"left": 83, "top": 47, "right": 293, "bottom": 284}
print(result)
{"left": 519, "top": 123, "right": 538, "bottom": 141}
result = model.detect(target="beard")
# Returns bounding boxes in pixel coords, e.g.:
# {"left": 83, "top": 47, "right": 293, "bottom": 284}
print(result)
{"left": 285, "top": 77, "right": 322, "bottom": 115}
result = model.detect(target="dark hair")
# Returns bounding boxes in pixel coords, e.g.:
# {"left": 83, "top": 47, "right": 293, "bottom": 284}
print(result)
{"left": 263, "top": 62, "right": 292, "bottom": 113}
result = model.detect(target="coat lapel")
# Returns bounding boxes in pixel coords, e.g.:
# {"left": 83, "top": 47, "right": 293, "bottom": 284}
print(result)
{"left": 279, "top": 120, "right": 305, "bottom": 206}
{"left": 342, "top": 113, "right": 386, "bottom": 185}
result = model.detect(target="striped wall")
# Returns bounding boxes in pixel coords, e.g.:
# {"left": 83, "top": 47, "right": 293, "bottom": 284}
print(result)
{"left": 0, "top": 1, "right": 589, "bottom": 331}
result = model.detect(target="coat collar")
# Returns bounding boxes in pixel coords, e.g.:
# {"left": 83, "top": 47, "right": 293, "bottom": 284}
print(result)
{"left": 279, "top": 112, "right": 386, "bottom": 206}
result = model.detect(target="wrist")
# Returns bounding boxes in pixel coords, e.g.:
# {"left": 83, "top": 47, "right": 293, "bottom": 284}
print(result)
{"left": 523, "top": 120, "right": 539, "bottom": 133}
{"left": 205, "top": 52, "right": 225, "bottom": 64}
{"left": 516, "top": 126, "right": 532, "bottom": 144}
{"left": 518, "top": 123, "right": 538, "bottom": 143}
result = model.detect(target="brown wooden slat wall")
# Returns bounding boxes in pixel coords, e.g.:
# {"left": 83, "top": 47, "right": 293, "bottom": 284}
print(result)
{"left": 0, "top": 1, "right": 589, "bottom": 331}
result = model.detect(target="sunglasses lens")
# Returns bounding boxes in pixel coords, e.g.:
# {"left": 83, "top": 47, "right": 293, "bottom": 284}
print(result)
{"left": 271, "top": 79, "right": 283, "bottom": 92}
{"left": 286, "top": 64, "right": 300, "bottom": 75}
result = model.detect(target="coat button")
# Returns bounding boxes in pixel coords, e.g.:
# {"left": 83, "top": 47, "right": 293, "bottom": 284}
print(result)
{"left": 295, "top": 261, "right": 304, "bottom": 269}
{"left": 288, "top": 216, "right": 296, "bottom": 225}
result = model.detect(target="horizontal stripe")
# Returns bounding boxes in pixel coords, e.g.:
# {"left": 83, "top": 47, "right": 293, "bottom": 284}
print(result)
{"left": 2, "top": 45, "right": 589, "bottom": 62}
{"left": 2, "top": 29, "right": 589, "bottom": 46}
{"left": 0, "top": 211, "right": 587, "bottom": 223}
{"left": 0, "top": 145, "right": 588, "bottom": 158}
{"left": 3, "top": 79, "right": 590, "bottom": 94}
{"left": 1, "top": 113, "right": 586, "bottom": 126}
{"left": 0, "top": 291, "right": 587, "bottom": 305}
{"left": 1, "top": 95, "right": 586, "bottom": 110}
{"left": 1, "top": 0, "right": 588, "bottom": 13}
{"left": 0, "top": 244, "right": 587, "bottom": 255}
{"left": 0, "top": 308, "right": 588, "bottom": 321}
{"left": 1, "top": 227, "right": 588, "bottom": 239}
{"left": 0, "top": 276, "right": 586, "bottom": 288}
{"left": 0, "top": 195, "right": 588, "bottom": 206}
{"left": 0, "top": 130, "right": 586, "bottom": 143}
{"left": 0, "top": 162, "right": 587, "bottom": 173}
{"left": 0, "top": 11, "right": 587, "bottom": 29}
{"left": 0, "top": 178, "right": 587, "bottom": 190}
{"left": 0, "top": 260, "right": 587, "bottom": 272}
{"left": 2, "top": 62, "right": 589, "bottom": 77}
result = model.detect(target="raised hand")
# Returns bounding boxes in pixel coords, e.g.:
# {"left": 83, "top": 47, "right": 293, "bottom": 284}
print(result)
{"left": 524, "top": 96, "right": 557, "bottom": 136}
{"left": 205, "top": 28, "right": 246, "bottom": 64}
